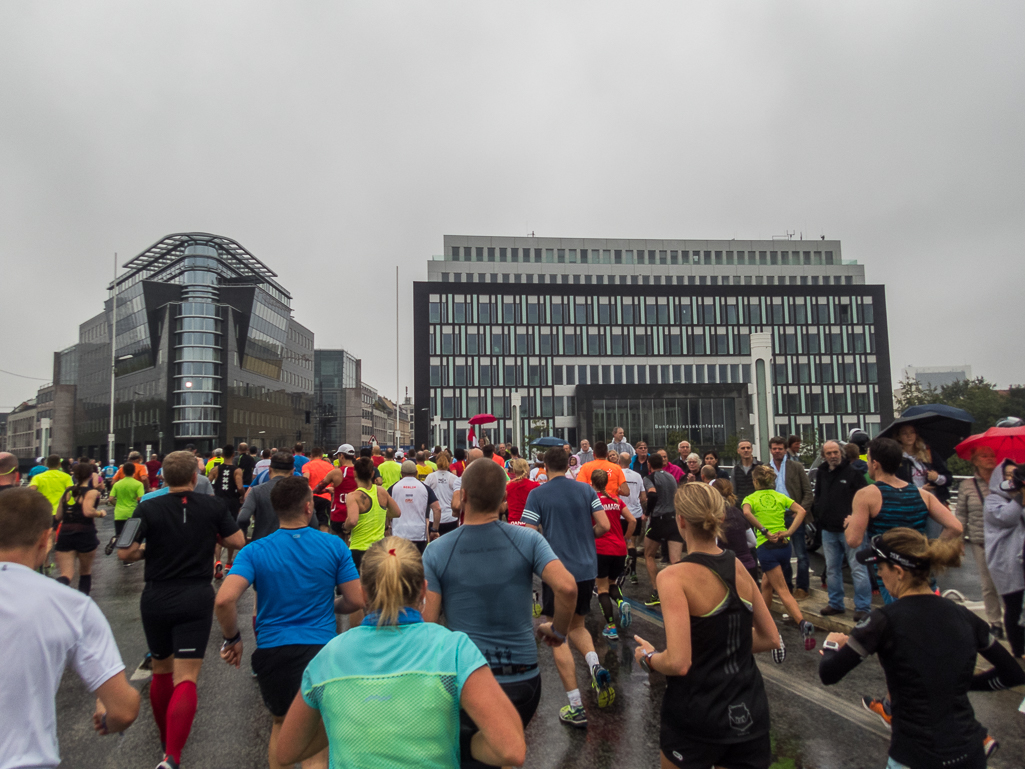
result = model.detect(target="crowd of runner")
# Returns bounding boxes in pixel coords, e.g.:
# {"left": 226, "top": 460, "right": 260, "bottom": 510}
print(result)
{"left": 0, "top": 426, "right": 1023, "bottom": 769}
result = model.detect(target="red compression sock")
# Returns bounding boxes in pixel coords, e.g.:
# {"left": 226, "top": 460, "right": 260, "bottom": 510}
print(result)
{"left": 164, "top": 680, "right": 198, "bottom": 762}
{"left": 149, "top": 673, "right": 174, "bottom": 747}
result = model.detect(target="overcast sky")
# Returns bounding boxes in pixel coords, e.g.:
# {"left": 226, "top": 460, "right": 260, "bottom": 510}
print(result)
{"left": 2, "top": 2, "right": 1023, "bottom": 412}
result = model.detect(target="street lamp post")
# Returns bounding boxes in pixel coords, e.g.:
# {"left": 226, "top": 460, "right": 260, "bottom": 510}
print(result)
{"left": 107, "top": 253, "right": 118, "bottom": 465}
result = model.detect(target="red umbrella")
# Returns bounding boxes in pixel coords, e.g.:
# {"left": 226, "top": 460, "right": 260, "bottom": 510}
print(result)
{"left": 955, "top": 426, "right": 1025, "bottom": 464}
{"left": 468, "top": 413, "right": 497, "bottom": 426}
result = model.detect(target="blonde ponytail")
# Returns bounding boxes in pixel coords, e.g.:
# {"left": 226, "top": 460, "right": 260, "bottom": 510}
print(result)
{"left": 674, "top": 482, "right": 725, "bottom": 541}
{"left": 359, "top": 537, "right": 424, "bottom": 627}
{"left": 878, "top": 527, "right": 963, "bottom": 587}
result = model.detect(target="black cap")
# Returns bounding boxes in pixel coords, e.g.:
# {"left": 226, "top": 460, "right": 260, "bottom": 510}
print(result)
{"left": 856, "top": 535, "right": 929, "bottom": 571}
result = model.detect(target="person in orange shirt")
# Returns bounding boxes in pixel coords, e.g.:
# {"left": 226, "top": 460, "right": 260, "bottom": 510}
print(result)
{"left": 302, "top": 446, "right": 334, "bottom": 532}
{"left": 109, "top": 450, "right": 150, "bottom": 492}
{"left": 576, "top": 441, "right": 629, "bottom": 499}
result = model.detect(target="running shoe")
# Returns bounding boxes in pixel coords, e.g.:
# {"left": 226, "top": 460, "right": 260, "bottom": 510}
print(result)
{"left": 225, "top": 560, "right": 234, "bottom": 573}
{"left": 984, "top": 735, "right": 999, "bottom": 758}
{"left": 156, "top": 756, "right": 180, "bottom": 769}
{"left": 590, "top": 664, "right": 616, "bottom": 708}
{"left": 799, "top": 620, "right": 816, "bottom": 651}
{"left": 559, "top": 705, "right": 588, "bottom": 728}
{"left": 104, "top": 536, "right": 117, "bottom": 556}
{"left": 617, "top": 599, "right": 632, "bottom": 630}
{"left": 602, "top": 623, "right": 618, "bottom": 640}
{"left": 644, "top": 592, "right": 660, "bottom": 607}
{"left": 771, "top": 635, "right": 786, "bottom": 664}
{"left": 629, "top": 573, "right": 639, "bottom": 585}
{"left": 214, "top": 561, "right": 224, "bottom": 580}
{"left": 862, "top": 696, "right": 892, "bottom": 729}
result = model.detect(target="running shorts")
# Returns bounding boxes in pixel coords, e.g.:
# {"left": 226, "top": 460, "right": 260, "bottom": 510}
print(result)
{"left": 542, "top": 579, "right": 594, "bottom": 617}
{"left": 596, "top": 554, "right": 626, "bottom": 581}
{"left": 459, "top": 673, "right": 542, "bottom": 768}
{"left": 438, "top": 521, "right": 459, "bottom": 535}
{"left": 755, "top": 542, "right": 792, "bottom": 573}
{"left": 55, "top": 528, "right": 99, "bottom": 553}
{"left": 662, "top": 732, "right": 770, "bottom": 769}
{"left": 646, "top": 514, "right": 683, "bottom": 544}
{"left": 313, "top": 496, "right": 330, "bottom": 528}
{"left": 252, "top": 643, "right": 324, "bottom": 717}
{"left": 330, "top": 520, "right": 347, "bottom": 536}
{"left": 140, "top": 582, "right": 215, "bottom": 660}
{"left": 350, "top": 549, "right": 366, "bottom": 574}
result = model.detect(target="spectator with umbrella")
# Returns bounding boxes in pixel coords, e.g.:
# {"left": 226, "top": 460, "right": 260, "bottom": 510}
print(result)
{"left": 983, "top": 456, "right": 1025, "bottom": 659}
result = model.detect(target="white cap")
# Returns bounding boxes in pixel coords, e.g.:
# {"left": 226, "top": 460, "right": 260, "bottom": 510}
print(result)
{"left": 395, "top": 450, "right": 405, "bottom": 459}
{"left": 336, "top": 444, "right": 356, "bottom": 457}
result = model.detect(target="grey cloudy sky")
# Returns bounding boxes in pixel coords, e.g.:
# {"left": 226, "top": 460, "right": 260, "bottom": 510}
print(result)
{"left": 2, "top": 2, "right": 1023, "bottom": 411}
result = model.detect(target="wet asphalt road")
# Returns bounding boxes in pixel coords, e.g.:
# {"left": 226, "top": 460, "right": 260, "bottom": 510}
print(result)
{"left": 51, "top": 514, "right": 1025, "bottom": 769}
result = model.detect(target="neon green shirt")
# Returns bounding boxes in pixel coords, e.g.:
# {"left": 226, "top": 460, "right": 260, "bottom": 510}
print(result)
{"left": 349, "top": 487, "right": 387, "bottom": 552}
{"left": 29, "top": 470, "right": 73, "bottom": 516}
{"left": 378, "top": 460, "right": 402, "bottom": 489}
{"left": 743, "top": 489, "right": 794, "bottom": 547}
{"left": 110, "top": 477, "right": 145, "bottom": 521}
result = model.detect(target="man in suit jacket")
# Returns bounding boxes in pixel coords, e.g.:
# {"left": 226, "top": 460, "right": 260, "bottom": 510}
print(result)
{"left": 766, "top": 436, "right": 813, "bottom": 598}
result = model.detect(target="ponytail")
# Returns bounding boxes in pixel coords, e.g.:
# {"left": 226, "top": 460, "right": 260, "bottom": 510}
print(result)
{"left": 674, "top": 482, "right": 725, "bottom": 541}
{"left": 359, "top": 537, "right": 424, "bottom": 627}
{"left": 878, "top": 527, "right": 963, "bottom": 587}
{"left": 752, "top": 464, "right": 776, "bottom": 490}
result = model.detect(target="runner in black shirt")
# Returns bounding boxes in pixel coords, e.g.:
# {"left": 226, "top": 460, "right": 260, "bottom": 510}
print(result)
{"left": 236, "top": 442, "right": 256, "bottom": 489}
{"left": 120, "top": 450, "right": 244, "bottom": 769}
{"left": 819, "top": 528, "right": 1024, "bottom": 768}
{"left": 209, "top": 444, "right": 245, "bottom": 577}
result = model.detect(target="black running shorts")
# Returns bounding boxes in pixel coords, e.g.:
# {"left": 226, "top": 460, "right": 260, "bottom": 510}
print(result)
{"left": 252, "top": 643, "right": 324, "bottom": 717}
{"left": 459, "top": 673, "right": 541, "bottom": 768}
{"left": 542, "top": 579, "right": 594, "bottom": 618}
{"left": 55, "top": 529, "right": 99, "bottom": 553}
{"left": 596, "top": 554, "right": 626, "bottom": 581}
{"left": 646, "top": 514, "right": 683, "bottom": 544}
{"left": 662, "top": 732, "right": 770, "bottom": 769}
{"left": 313, "top": 496, "right": 330, "bottom": 528}
{"left": 140, "top": 582, "right": 215, "bottom": 660}
{"left": 350, "top": 549, "right": 366, "bottom": 573}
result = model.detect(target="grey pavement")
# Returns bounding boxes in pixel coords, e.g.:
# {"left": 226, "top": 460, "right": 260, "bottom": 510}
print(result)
{"left": 50, "top": 513, "right": 1025, "bottom": 768}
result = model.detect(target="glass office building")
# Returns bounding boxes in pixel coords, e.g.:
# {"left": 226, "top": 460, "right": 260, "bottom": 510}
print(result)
{"left": 414, "top": 235, "right": 893, "bottom": 456}
{"left": 66, "top": 233, "right": 314, "bottom": 460}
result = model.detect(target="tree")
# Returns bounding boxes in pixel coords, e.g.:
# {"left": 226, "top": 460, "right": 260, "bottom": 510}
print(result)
{"left": 894, "top": 376, "right": 936, "bottom": 415}
{"left": 797, "top": 429, "right": 824, "bottom": 467}
{"left": 722, "top": 433, "right": 741, "bottom": 463}
{"left": 937, "top": 377, "right": 1005, "bottom": 430}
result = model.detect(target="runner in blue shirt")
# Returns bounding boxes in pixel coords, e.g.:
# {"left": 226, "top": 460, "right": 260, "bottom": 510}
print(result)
{"left": 215, "top": 476, "right": 363, "bottom": 769}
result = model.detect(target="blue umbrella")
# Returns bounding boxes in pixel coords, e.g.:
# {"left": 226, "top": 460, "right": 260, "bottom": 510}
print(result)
{"left": 880, "top": 403, "right": 975, "bottom": 458}
{"left": 530, "top": 436, "right": 565, "bottom": 447}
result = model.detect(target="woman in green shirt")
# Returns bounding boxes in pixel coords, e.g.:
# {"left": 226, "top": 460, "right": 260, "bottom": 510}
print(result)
{"left": 742, "top": 465, "right": 816, "bottom": 651}
{"left": 276, "top": 537, "right": 526, "bottom": 769}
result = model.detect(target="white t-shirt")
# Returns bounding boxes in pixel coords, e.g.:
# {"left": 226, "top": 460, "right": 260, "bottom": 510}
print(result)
{"left": 389, "top": 477, "right": 433, "bottom": 541}
{"left": 621, "top": 467, "right": 644, "bottom": 518}
{"left": 0, "top": 562, "right": 125, "bottom": 769}
{"left": 423, "top": 470, "right": 461, "bottom": 524}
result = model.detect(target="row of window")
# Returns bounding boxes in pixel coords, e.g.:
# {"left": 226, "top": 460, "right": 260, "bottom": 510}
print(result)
{"left": 430, "top": 360, "right": 759, "bottom": 389}
{"left": 428, "top": 325, "right": 876, "bottom": 359}
{"left": 449, "top": 245, "right": 838, "bottom": 267}
{"left": 429, "top": 294, "right": 875, "bottom": 327}
{"left": 439, "top": 272, "right": 854, "bottom": 287}
{"left": 776, "top": 387, "right": 880, "bottom": 416}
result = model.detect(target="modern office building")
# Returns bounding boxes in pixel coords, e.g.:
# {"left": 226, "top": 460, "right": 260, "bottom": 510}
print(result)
{"left": 414, "top": 235, "right": 893, "bottom": 458}
{"left": 62, "top": 233, "right": 314, "bottom": 460}
{"left": 313, "top": 348, "right": 362, "bottom": 449}
{"left": 902, "top": 365, "right": 971, "bottom": 391}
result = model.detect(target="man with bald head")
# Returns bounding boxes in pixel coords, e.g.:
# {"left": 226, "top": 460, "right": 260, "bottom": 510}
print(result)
{"left": 815, "top": 439, "right": 870, "bottom": 619}
{"left": 0, "top": 452, "right": 20, "bottom": 492}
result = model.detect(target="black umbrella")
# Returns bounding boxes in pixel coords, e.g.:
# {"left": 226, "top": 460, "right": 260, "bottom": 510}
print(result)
{"left": 530, "top": 436, "right": 565, "bottom": 447}
{"left": 879, "top": 404, "right": 975, "bottom": 458}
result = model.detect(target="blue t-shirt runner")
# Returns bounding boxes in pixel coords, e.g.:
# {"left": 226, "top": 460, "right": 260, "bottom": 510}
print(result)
{"left": 423, "top": 521, "right": 557, "bottom": 680}
{"left": 521, "top": 475, "right": 603, "bottom": 582}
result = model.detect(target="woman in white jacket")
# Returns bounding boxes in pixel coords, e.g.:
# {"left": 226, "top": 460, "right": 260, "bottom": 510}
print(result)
{"left": 983, "top": 459, "right": 1025, "bottom": 658}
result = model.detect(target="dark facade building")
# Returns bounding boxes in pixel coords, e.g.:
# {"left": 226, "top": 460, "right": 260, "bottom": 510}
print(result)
{"left": 64, "top": 233, "right": 314, "bottom": 460}
{"left": 313, "top": 348, "right": 362, "bottom": 449}
{"left": 414, "top": 235, "right": 894, "bottom": 458}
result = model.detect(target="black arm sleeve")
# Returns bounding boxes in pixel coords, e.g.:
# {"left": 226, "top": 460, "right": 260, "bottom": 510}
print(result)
{"left": 818, "top": 645, "right": 865, "bottom": 685}
{"left": 969, "top": 640, "right": 1025, "bottom": 691}
{"left": 646, "top": 491, "right": 657, "bottom": 516}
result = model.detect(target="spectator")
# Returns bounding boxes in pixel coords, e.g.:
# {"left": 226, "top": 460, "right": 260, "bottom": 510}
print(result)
{"left": 609, "top": 427, "right": 634, "bottom": 457}
{"left": 954, "top": 446, "right": 1004, "bottom": 636}
{"left": 815, "top": 441, "right": 870, "bottom": 619}
{"left": 983, "top": 460, "right": 1025, "bottom": 659}
{"left": 670, "top": 440, "right": 692, "bottom": 475}
{"left": 629, "top": 441, "right": 651, "bottom": 478}
{"left": 682, "top": 453, "right": 702, "bottom": 484}
{"left": 575, "top": 440, "right": 594, "bottom": 466}
{"left": 895, "top": 424, "right": 954, "bottom": 515}
{"left": 786, "top": 434, "right": 802, "bottom": 460}
{"left": 702, "top": 450, "right": 730, "bottom": 481}
{"left": 659, "top": 450, "right": 684, "bottom": 484}
{"left": 731, "top": 440, "right": 761, "bottom": 506}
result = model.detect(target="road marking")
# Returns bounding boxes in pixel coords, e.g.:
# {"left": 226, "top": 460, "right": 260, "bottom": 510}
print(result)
{"left": 623, "top": 597, "right": 891, "bottom": 741}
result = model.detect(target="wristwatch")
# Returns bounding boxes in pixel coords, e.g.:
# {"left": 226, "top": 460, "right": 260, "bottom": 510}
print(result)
{"left": 640, "top": 649, "right": 656, "bottom": 673}
{"left": 822, "top": 639, "right": 840, "bottom": 652}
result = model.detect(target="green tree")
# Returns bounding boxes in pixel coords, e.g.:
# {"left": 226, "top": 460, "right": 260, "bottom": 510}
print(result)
{"left": 722, "top": 433, "right": 741, "bottom": 463}
{"left": 797, "top": 429, "right": 824, "bottom": 467}
{"left": 937, "top": 377, "right": 1005, "bottom": 430}
{"left": 894, "top": 376, "right": 936, "bottom": 414}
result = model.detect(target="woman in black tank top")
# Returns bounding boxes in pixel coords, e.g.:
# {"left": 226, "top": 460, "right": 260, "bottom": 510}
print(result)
{"left": 54, "top": 463, "right": 106, "bottom": 595}
{"left": 634, "top": 483, "right": 782, "bottom": 769}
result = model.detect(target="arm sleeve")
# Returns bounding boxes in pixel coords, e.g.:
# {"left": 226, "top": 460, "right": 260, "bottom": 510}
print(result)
{"left": 425, "top": 486, "right": 439, "bottom": 506}
{"left": 229, "top": 546, "right": 255, "bottom": 584}
{"left": 532, "top": 534, "right": 559, "bottom": 577}
{"left": 422, "top": 547, "right": 442, "bottom": 593}
{"left": 970, "top": 639, "right": 1025, "bottom": 691}
{"left": 455, "top": 631, "right": 489, "bottom": 692}
{"left": 818, "top": 645, "right": 864, "bottom": 685}
{"left": 589, "top": 489, "right": 603, "bottom": 515}
{"left": 820, "top": 608, "right": 886, "bottom": 685}
{"left": 71, "top": 599, "right": 126, "bottom": 692}
{"left": 520, "top": 489, "right": 542, "bottom": 527}
{"left": 334, "top": 540, "right": 360, "bottom": 585}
